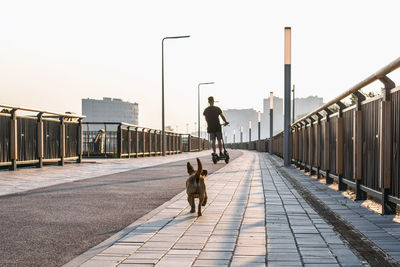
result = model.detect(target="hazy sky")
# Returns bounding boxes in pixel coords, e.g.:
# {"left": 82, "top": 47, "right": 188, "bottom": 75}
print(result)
{"left": 1, "top": 0, "right": 400, "bottom": 132}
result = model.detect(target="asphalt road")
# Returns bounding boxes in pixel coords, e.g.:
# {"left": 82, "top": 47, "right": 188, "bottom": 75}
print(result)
{"left": 0, "top": 150, "right": 242, "bottom": 267}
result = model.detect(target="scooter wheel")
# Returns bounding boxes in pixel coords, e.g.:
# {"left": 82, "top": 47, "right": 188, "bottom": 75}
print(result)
{"left": 212, "top": 156, "right": 218, "bottom": 164}
{"left": 225, "top": 155, "right": 230, "bottom": 164}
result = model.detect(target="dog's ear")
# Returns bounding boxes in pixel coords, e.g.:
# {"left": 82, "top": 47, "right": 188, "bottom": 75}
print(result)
{"left": 201, "top": 170, "right": 208, "bottom": 177}
{"left": 187, "top": 162, "right": 195, "bottom": 175}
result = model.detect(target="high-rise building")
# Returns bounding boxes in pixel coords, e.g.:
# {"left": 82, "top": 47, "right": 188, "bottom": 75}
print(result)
{"left": 223, "top": 109, "right": 259, "bottom": 142}
{"left": 82, "top": 97, "right": 139, "bottom": 125}
{"left": 223, "top": 95, "right": 324, "bottom": 142}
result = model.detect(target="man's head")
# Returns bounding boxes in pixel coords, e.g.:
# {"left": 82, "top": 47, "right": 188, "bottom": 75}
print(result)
{"left": 208, "top": 96, "right": 215, "bottom": 106}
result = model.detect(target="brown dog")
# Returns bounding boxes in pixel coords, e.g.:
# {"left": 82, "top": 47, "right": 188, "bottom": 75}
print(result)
{"left": 186, "top": 158, "right": 208, "bottom": 216}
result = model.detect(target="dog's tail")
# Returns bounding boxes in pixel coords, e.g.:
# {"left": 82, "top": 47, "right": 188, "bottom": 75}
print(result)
{"left": 195, "top": 158, "right": 203, "bottom": 184}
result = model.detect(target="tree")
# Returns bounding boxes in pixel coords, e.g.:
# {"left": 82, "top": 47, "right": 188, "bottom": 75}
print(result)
{"left": 165, "top": 125, "right": 174, "bottom": 132}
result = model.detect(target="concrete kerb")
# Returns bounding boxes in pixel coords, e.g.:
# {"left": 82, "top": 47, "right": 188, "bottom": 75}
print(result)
{"left": 63, "top": 152, "right": 239, "bottom": 267}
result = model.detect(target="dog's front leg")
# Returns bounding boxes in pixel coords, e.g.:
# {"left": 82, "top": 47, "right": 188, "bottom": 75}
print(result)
{"left": 188, "top": 195, "right": 195, "bottom": 213}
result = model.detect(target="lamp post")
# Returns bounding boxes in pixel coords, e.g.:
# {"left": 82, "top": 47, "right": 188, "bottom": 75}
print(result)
{"left": 257, "top": 111, "right": 261, "bottom": 151}
{"left": 162, "top": 35, "right": 190, "bottom": 156}
{"left": 240, "top": 126, "right": 243, "bottom": 143}
{"left": 270, "top": 92, "right": 274, "bottom": 155}
{"left": 248, "top": 120, "right": 252, "bottom": 147}
{"left": 233, "top": 129, "right": 236, "bottom": 144}
{"left": 198, "top": 82, "right": 214, "bottom": 151}
{"left": 284, "top": 27, "right": 291, "bottom": 166}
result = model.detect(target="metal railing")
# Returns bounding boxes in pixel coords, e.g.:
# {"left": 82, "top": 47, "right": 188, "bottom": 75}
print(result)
{"left": 0, "top": 104, "right": 84, "bottom": 170}
{"left": 227, "top": 57, "right": 400, "bottom": 214}
{"left": 83, "top": 122, "right": 210, "bottom": 158}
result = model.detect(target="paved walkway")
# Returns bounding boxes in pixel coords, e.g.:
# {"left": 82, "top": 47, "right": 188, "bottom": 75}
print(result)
{"left": 0, "top": 151, "right": 212, "bottom": 196}
{"left": 66, "top": 151, "right": 396, "bottom": 267}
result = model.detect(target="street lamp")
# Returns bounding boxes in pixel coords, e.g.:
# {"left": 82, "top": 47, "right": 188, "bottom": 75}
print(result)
{"left": 198, "top": 82, "right": 214, "bottom": 151}
{"left": 162, "top": 35, "right": 190, "bottom": 156}
{"left": 233, "top": 129, "right": 236, "bottom": 144}
{"left": 248, "top": 120, "right": 252, "bottom": 143}
{"left": 240, "top": 126, "right": 243, "bottom": 143}
{"left": 284, "top": 27, "right": 292, "bottom": 166}
{"left": 270, "top": 92, "right": 274, "bottom": 155}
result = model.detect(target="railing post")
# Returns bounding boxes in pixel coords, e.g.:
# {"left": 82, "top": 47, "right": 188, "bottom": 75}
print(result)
{"left": 324, "top": 108, "right": 333, "bottom": 184}
{"left": 304, "top": 121, "right": 310, "bottom": 172}
{"left": 179, "top": 134, "right": 183, "bottom": 153}
{"left": 148, "top": 129, "right": 152, "bottom": 156}
{"left": 154, "top": 130, "right": 158, "bottom": 156}
{"left": 316, "top": 114, "right": 322, "bottom": 179}
{"left": 117, "top": 124, "right": 122, "bottom": 158}
{"left": 135, "top": 127, "right": 139, "bottom": 158}
{"left": 176, "top": 134, "right": 179, "bottom": 153}
{"left": 293, "top": 125, "right": 299, "bottom": 167}
{"left": 188, "top": 134, "right": 191, "bottom": 152}
{"left": 37, "top": 112, "right": 44, "bottom": 168}
{"left": 173, "top": 133, "right": 176, "bottom": 154}
{"left": 309, "top": 117, "right": 315, "bottom": 175}
{"left": 293, "top": 125, "right": 298, "bottom": 167}
{"left": 336, "top": 101, "right": 346, "bottom": 191}
{"left": 142, "top": 128, "right": 146, "bottom": 156}
{"left": 77, "top": 118, "right": 83, "bottom": 163}
{"left": 353, "top": 91, "right": 365, "bottom": 200}
{"left": 10, "top": 109, "right": 18, "bottom": 171}
{"left": 59, "top": 117, "right": 65, "bottom": 166}
{"left": 300, "top": 122, "right": 305, "bottom": 170}
{"left": 127, "top": 126, "right": 131, "bottom": 158}
{"left": 379, "top": 76, "right": 396, "bottom": 214}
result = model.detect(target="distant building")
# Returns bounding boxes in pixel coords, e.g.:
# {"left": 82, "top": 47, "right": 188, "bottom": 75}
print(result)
{"left": 82, "top": 97, "right": 139, "bottom": 126}
{"left": 293, "top": 96, "right": 324, "bottom": 121}
{"left": 223, "top": 95, "right": 324, "bottom": 142}
{"left": 223, "top": 109, "right": 258, "bottom": 143}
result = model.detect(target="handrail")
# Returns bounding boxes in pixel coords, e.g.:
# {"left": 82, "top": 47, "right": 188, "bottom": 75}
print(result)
{"left": 83, "top": 121, "right": 188, "bottom": 135}
{"left": 292, "top": 57, "right": 400, "bottom": 125}
{"left": 0, "top": 104, "right": 85, "bottom": 119}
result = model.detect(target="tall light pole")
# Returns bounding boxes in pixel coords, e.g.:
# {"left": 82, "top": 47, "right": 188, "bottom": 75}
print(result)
{"left": 162, "top": 35, "right": 190, "bottom": 156}
{"left": 198, "top": 82, "right": 214, "bottom": 151}
{"left": 284, "top": 27, "right": 291, "bottom": 166}
{"left": 233, "top": 129, "right": 236, "bottom": 144}
{"left": 240, "top": 126, "right": 243, "bottom": 143}
{"left": 248, "top": 120, "right": 252, "bottom": 143}
{"left": 270, "top": 92, "right": 274, "bottom": 155}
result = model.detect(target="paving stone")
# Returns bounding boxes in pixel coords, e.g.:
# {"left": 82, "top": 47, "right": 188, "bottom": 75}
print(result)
{"left": 192, "top": 259, "right": 230, "bottom": 266}
{"left": 234, "top": 245, "right": 266, "bottom": 256}
{"left": 197, "top": 251, "right": 233, "bottom": 260}
{"left": 230, "top": 255, "right": 266, "bottom": 266}
{"left": 100, "top": 244, "right": 140, "bottom": 255}
{"left": 203, "top": 242, "right": 236, "bottom": 251}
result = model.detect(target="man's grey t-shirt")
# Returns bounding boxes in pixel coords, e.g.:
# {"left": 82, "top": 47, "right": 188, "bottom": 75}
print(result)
{"left": 203, "top": 106, "right": 222, "bottom": 133}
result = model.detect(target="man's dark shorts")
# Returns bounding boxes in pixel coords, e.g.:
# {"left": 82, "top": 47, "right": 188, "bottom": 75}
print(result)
{"left": 210, "top": 132, "right": 222, "bottom": 142}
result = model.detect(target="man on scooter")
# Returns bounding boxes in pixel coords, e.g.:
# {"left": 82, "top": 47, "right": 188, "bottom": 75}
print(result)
{"left": 203, "top": 96, "right": 229, "bottom": 157}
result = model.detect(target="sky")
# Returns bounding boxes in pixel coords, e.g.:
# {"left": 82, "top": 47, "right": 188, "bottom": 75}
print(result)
{"left": 1, "top": 0, "right": 400, "bottom": 133}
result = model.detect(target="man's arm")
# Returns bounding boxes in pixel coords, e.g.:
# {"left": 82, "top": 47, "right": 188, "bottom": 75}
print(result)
{"left": 220, "top": 113, "right": 228, "bottom": 125}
